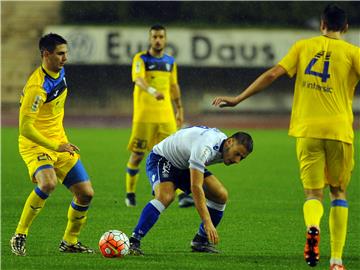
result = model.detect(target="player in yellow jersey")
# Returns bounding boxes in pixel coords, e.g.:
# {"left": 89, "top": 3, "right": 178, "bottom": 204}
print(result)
{"left": 10, "top": 33, "right": 95, "bottom": 256}
{"left": 125, "top": 24, "right": 194, "bottom": 208}
{"left": 212, "top": 4, "right": 359, "bottom": 270}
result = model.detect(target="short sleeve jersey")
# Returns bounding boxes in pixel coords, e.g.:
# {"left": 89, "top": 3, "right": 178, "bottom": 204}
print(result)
{"left": 131, "top": 51, "right": 178, "bottom": 123}
{"left": 153, "top": 126, "right": 227, "bottom": 173}
{"left": 278, "top": 36, "right": 360, "bottom": 144}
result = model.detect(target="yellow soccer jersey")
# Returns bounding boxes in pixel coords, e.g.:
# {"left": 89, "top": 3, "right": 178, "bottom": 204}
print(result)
{"left": 19, "top": 66, "right": 68, "bottom": 151}
{"left": 279, "top": 35, "right": 360, "bottom": 144}
{"left": 131, "top": 51, "right": 178, "bottom": 123}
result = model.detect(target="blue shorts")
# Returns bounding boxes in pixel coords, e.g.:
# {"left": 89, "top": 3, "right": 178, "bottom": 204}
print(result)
{"left": 145, "top": 151, "right": 212, "bottom": 195}
{"left": 62, "top": 160, "right": 89, "bottom": 189}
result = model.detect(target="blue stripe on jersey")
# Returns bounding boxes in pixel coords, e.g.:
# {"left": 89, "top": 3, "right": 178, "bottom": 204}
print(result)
{"left": 63, "top": 160, "right": 89, "bottom": 189}
{"left": 140, "top": 52, "right": 175, "bottom": 72}
{"left": 42, "top": 67, "right": 67, "bottom": 103}
{"left": 331, "top": 199, "right": 348, "bottom": 207}
{"left": 34, "top": 186, "right": 49, "bottom": 199}
{"left": 71, "top": 201, "right": 89, "bottom": 212}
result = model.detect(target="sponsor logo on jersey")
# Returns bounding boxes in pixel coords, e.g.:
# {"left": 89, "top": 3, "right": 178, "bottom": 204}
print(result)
{"left": 31, "top": 95, "right": 42, "bottom": 112}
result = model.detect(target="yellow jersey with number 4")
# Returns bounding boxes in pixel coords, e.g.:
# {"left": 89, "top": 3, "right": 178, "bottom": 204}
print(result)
{"left": 279, "top": 35, "right": 360, "bottom": 144}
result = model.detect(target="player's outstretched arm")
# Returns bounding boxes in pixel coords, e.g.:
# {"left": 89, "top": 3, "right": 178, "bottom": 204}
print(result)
{"left": 212, "top": 65, "right": 287, "bottom": 108}
{"left": 190, "top": 168, "right": 219, "bottom": 244}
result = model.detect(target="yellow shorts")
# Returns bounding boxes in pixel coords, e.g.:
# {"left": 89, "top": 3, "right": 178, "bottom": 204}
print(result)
{"left": 127, "top": 121, "right": 177, "bottom": 153}
{"left": 20, "top": 144, "right": 79, "bottom": 183}
{"left": 296, "top": 137, "right": 354, "bottom": 190}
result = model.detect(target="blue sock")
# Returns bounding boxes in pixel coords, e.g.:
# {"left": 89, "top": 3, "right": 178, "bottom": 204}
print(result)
{"left": 132, "top": 199, "right": 165, "bottom": 240}
{"left": 198, "top": 200, "right": 226, "bottom": 238}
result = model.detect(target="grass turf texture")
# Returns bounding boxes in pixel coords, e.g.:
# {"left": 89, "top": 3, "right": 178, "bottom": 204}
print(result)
{"left": 2, "top": 127, "right": 359, "bottom": 270}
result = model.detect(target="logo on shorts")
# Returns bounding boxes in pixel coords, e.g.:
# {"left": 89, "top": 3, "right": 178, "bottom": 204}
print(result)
{"left": 162, "top": 160, "right": 171, "bottom": 178}
{"left": 151, "top": 174, "right": 156, "bottom": 183}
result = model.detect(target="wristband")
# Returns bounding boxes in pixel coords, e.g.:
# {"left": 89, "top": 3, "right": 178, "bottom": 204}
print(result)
{"left": 147, "top": 86, "right": 157, "bottom": 95}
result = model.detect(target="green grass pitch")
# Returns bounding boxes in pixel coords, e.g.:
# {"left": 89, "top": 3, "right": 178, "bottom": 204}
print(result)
{"left": 1, "top": 127, "right": 359, "bottom": 270}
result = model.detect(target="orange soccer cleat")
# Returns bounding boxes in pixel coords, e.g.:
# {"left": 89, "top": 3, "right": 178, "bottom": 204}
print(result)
{"left": 330, "top": 264, "right": 346, "bottom": 270}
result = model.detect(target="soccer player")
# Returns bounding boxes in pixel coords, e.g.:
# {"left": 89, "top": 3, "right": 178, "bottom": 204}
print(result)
{"left": 125, "top": 24, "right": 194, "bottom": 208}
{"left": 127, "top": 126, "right": 253, "bottom": 255}
{"left": 212, "top": 4, "right": 359, "bottom": 270}
{"left": 10, "top": 33, "right": 95, "bottom": 256}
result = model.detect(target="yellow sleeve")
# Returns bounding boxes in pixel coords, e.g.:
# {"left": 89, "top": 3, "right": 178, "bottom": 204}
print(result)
{"left": 278, "top": 41, "right": 300, "bottom": 78}
{"left": 19, "top": 86, "right": 60, "bottom": 151}
{"left": 170, "top": 62, "right": 178, "bottom": 85}
{"left": 132, "top": 53, "right": 145, "bottom": 82}
{"left": 353, "top": 46, "right": 360, "bottom": 77}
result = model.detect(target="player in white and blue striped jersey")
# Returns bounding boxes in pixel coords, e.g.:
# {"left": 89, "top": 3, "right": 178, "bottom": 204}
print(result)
{"left": 128, "top": 126, "right": 253, "bottom": 255}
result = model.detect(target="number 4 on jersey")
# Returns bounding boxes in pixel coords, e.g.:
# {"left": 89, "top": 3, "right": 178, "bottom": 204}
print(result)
{"left": 304, "top": 51, "right": 331, "bottom": 82}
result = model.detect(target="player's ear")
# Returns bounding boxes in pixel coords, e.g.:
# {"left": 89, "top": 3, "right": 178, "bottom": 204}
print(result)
{"left": 320, "top": 20, "right": 326, "bottom": 32}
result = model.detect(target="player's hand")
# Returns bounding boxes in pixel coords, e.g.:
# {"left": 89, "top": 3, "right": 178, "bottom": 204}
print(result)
{"left": 154, "top": 91, "right": 165, "bottom": 100}
{"left": 57, "top": 143, "right": 80, "bottom": 155}
{"left": 204, "top": 221, "right": 219, "bottom": 244}
{"left": 212, "top": 96, "right": 239, "bottom": 107}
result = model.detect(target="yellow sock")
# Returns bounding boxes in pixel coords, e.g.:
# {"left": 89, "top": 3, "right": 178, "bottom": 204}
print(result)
{"left": 16, "top": 187, "right": 48, "bottom": 235}
{"left": 303, "top": 199, "right": 324, "bottom": 228}
{"left": 126, "top": 162, "right": 139, "bottom": 193}
{"left": 330, "top": 199, "right": 348, "bottom": 260}
{"left": 176, "top": 189, "right": 184, "bottom": 196}
{"left": 62, "top": 200, "right": 89, "bottom": 245}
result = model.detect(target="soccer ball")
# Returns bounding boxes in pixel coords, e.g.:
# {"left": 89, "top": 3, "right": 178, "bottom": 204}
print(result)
{"left": 99, "top": 230, "right": 130, "bottom": 258}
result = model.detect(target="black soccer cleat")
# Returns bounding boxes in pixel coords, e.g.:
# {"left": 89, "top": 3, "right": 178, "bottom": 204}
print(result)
{"left": 59, "top": 240, "right": 95, "bottom": 253}
{"left": 10, "top": 234, "right": 27, "bottom": 256}
{"left": 128, "top": 237, "right": 144, "bottom": 256}
{"left": 304, "top": 227, "right": 320, "bottom": 267}
{"left": 125, "top": 193, "right": 136, "bottom": 207}
{"left": 178, "top": 193, "right": 195, "bottom": 208}
{"left": 190, "top": 234, "right": 219, "bottom": 253}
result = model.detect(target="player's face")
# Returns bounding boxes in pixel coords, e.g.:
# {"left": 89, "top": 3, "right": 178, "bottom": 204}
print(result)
{"left": 222, "top": 139, "right": 249, "bottom": 166}
{"left": 44, "top": 44, "right": 68, "bottom": 73}
{"left": 149, "top": 30, "right": 166, "bottom": 53}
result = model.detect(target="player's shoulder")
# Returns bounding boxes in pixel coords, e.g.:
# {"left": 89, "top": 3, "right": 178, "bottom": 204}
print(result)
{"left": 133, "top": 51, "right": 148, "bottom": 61}
{"left": 24, "top": 66, "right": 46, "bottom": 91}
{"left": 162, "top": 53, "right": 175, "bottom": 64}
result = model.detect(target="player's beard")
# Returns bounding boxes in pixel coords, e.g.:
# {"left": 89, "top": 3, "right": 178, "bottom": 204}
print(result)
{"left": 152, "top": 43, "right": 164, "bottom": 53}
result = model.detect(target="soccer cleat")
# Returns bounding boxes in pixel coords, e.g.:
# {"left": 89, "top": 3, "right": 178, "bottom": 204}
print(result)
{"left": 10, "top": 234, "right": 27, "bottom": 256}
{"left": 178, "top": 193, "right": 195, "bottom": 208}
{"left": 125, "top": 193, "right": 136, "bottom": 207}
{"left": 128, "top": 237, "right": 144, "bottom": 256}
{"left": 59, "top": 240, "right": 95, "bottom": 253}
{"left": 304, "top": 227, "right": 320, "bottom": 267}
{"left": 190, "top": 234, "right": 219, "bottom": 253}
{"left": 330, "top": 264, "right": 346, "bottom": 270}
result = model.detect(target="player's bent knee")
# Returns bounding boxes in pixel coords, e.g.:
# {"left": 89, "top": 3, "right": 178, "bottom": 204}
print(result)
{"left": 217, "top": 187, "right": 228, "bottom": 204}
{"left": 156, "top": 193, "right": 175, "bottom": 208}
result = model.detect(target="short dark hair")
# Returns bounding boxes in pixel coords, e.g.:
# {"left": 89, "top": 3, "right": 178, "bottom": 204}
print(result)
{"left": 230, "top": 131, "right": 253, "bottom": 153}
{"left": 321, "top": 4, "right": 347, "bottom": 32}
{"left": 39, "top": 33, "right": 67, "bottom": 56}
{"left": 149, "top": 24, "right": 166, "bottom": 32}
